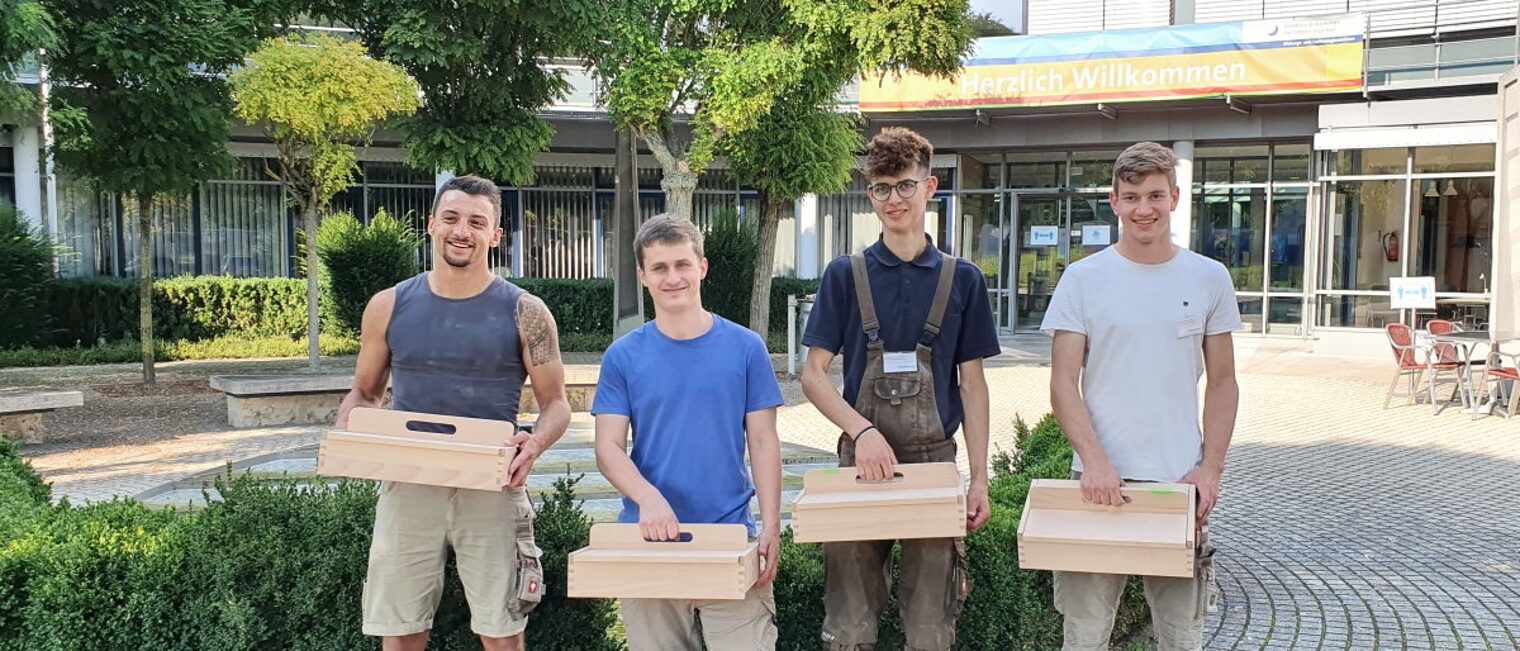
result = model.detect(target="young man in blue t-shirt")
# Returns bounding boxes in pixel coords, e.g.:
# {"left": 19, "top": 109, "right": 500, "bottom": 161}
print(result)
{"left": 592, "top": 214, "right": 785, "bottom": 650}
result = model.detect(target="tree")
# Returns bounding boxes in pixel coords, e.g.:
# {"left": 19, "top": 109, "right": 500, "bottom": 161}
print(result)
{"left": 724, "top": 93, "right": 860, "bottom": 340}
{"left": 44, "top": 0, "right": 278, "bottom": 385}
{"left": 231, "top": 33, "right": 419, "bottom": 371}
{"left": 968, "top": 11, "right": 1016, "bottom": 37}
{"left": 591, "top": 0, "right": 973, "bottom": 221}
{"left": 322, "top": 1, "right": 601, "bottom": 184}
{"left": 0, "top": 0, "right": 56, "bottom": 125}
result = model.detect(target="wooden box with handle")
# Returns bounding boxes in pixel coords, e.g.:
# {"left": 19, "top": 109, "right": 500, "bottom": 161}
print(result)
{"left": 567, "top": 524, "right": 759, "bottom": 600}
{"left": 792, "top": 462, "right": 966, "bottom": 543}
{"left": 317, "top": 407, "right": 516, "bottom": 491}
{"left": 1016, "top": 479, "right": 1196, "bottom": 578}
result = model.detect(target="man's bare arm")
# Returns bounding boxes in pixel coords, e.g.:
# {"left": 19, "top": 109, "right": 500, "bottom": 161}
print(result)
{"left": 801, "top": 347, "right": 898, "bottom": 480}
{"left": 958, "top": 357, "right": 993, "bottom": 531}
{"left": 1181, "top": 331, "right": 1239, "bottom": 522}
{"left": 1049, "top": 330, "right": 1123, "bottom": 506}
{"left": 335, "top": 289, "right": 394, "bottom": 429}
{"left": 508, "top": 294, "right": 571, "bottom": 488}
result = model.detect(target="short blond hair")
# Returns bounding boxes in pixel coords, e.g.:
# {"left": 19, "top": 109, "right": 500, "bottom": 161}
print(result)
{"left": 634, "top": 214, "right": 704, "bottom": 268}
{"left": 1112, "top": 142, "right": 1177, "bottom": 188}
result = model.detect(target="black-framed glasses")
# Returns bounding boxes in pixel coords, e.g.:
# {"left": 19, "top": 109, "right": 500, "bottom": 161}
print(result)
{"left": 866, "top": 175, "right": 932, "bottom": 201}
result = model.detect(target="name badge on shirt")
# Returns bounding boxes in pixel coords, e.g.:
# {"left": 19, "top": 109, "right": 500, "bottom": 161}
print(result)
{"left": 883, "top": 351, "right": 917, "bottom": 374}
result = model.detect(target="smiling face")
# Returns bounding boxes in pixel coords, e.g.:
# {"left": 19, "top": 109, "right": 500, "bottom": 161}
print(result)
{"left": 1110, "top": 171, "right": 1179, "bottom": 248}
{"left": 637, "top": 239, "right": 707, "bottom": 315}
{"left": 867, "top": 164, "right": 937, "bottom": 237}
{"left": 427, "top": 189, "right": 502, "bottom": 270}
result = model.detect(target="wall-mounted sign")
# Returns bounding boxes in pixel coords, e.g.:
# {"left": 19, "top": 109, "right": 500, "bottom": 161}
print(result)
{"left": 1030, "top": 226, "right": 1060, "bottom": 247}
{"left": 1082, "top": 225, "right": 1112, "bottom": 246}
{"left": 860, "top": 14, "right": 1365, "bottom": 111}
{"left": 1389, "top": 277, "right": 1436, "bottom": 310}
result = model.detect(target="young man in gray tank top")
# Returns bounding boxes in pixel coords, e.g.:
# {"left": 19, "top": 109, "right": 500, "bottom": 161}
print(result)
{"left": 335, "top": 175, "right": 572, "bottom": 651}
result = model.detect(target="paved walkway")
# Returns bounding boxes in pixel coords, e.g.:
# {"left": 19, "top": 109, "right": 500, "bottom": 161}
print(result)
{"left": 11, "top": 336, "right": 1520, "bottom": 648}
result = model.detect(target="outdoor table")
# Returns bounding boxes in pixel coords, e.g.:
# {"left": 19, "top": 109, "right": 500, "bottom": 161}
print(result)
{"left": 1430, "top": 332, "right": 1520, "bottom": 415}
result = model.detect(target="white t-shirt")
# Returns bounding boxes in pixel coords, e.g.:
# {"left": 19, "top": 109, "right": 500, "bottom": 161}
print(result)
{"left": 1040, "top": 246, "right": 1244, "bottom": 482}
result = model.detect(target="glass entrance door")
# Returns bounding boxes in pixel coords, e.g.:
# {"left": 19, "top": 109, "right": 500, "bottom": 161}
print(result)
{"left": 1012, "top": 193, "right": 1116, "bottom": 331}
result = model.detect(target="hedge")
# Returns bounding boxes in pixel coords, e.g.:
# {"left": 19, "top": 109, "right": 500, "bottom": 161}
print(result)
{"left": 30, "top": 275, "right": 820, "bottom": 354}
{"left": 0, "top": 416, "right": 1147, "bottom": 649}
{"left": 0, "top": 204, "right": 55, "bottom": 349}
{"left": 37, "top": 277, "right": 308, "bottom": 348}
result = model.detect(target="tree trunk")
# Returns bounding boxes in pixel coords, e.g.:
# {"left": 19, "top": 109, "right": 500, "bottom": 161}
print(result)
{"left": 660, "top": 168, "right": 697, "bottom": 221}
{"left": 137, "top": 193, "right": 156, "bottom": 386}
{"left": 642, "top": 129, "right": 698, "bottom": 221}
{"left": 749, "top": 194, "right": 783, "bottom": 341}
{"left": 304, "top": 204, "right": 321, "bottom": 371}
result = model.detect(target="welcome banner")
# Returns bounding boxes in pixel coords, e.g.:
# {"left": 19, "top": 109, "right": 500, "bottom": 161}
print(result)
{"left": 860, "top": 14, "right": 1366, "bottom": 111}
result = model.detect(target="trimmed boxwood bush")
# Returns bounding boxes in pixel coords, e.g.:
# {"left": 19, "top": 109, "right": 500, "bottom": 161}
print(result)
{"left": 1, "top": 415, "right": 1147, "bottom": 649}
{"left": 317, "top": 210, "right": 423, "bottom": 338}
{"left": 35, "top": 276, "right": 308, "bottom": 348}
{"left": 0, "top": 205, "right": 56, "bottom": 349}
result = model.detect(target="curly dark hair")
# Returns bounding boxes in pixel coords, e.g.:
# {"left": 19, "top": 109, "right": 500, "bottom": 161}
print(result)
{"left": 865, "top": 127, "right": 933, "bottom": 179}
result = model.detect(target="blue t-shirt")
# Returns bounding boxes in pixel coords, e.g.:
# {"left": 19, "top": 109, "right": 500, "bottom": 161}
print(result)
{"left": 592, "top": 315, "right": 784, "bottom": 534}
{"left": 802, "top": 236, "right": 1001, "bottom": 438}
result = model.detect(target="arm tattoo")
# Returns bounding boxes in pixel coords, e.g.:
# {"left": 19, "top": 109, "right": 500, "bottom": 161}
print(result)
{"left": 516, "top": 295, "right": 560, "bottom": 367}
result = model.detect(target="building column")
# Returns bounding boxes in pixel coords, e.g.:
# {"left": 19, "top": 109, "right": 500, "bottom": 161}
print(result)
{"left": 12, "top": 124, "right": 44, "bottom": 231}
{"left": 1171, "top": 140, "right": 1195, "bottom": 249}
{"left": 797, "top": 193, "right": 820, "bottom": 279}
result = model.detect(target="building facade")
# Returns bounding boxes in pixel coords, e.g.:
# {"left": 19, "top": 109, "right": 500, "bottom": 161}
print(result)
{"left": 3, "top": 0, "right": 1516, "bottom": 353}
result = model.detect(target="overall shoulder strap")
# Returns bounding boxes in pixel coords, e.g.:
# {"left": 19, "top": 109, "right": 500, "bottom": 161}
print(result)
{"left": 920, "top": 252, "right": 958, "bottom": 346}
{"left": 849, "top": 252, "right": 882, "bottom": 346}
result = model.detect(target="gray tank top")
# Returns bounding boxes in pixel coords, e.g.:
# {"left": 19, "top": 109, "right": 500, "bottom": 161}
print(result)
{"left": 386, "top": 273, "right": 526, "bottom": 424}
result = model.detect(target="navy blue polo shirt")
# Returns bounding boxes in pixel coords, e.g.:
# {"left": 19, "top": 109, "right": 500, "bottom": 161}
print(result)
{"left": 802, "top": 236, "right": 1001, "bottom": 438}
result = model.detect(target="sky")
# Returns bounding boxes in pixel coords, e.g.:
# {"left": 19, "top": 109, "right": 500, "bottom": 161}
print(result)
{"left": 970, "top": 0, "right": 1026, "bottom": 35}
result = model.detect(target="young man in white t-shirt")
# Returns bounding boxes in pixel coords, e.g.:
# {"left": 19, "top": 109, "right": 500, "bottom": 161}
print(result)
{"left": 1041, "top": 141, "right": 1243, "bottom": 651}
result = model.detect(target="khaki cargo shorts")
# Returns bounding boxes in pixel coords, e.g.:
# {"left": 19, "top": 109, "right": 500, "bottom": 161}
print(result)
{"left": 362, "top": 481, "right": 533, "bottom": 639}
{"left": 1053, "top": 471, "right": 1217, "bottom": 651}
{"left": 620, "top": 583, "right": 778, "bottom": 651}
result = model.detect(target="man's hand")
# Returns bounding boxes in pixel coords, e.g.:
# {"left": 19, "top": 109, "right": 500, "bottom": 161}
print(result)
{"left": 505, "top": 430, "right": 544, "bottom": 489}
{"left": 1080, "top": 460, "right": 1126, "bottom": 507}
{"left": 755, "top": 525, "right": 780, "bottom": 587}
{"left": 637, "top": 493, "right": 681, "bottom": 542}
{"left": 966, "top": 479, "right": 992, "bottom": 532}
{"left": 1179, "top": 463, "right": 1222, "bottom": 525}
{"left": 852, "top": 428, "right": 898, "bottom": 481}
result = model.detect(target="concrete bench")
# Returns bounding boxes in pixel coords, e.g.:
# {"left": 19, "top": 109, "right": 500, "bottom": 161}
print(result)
{"left": 0, "top": 390, "right": 84, "bottom": 444}
{"left": 210, "top": 375, "right": 357, "bottom": 428}
{"left": 210, "top": 371, "right": 598, "bottom": 428}
{"left": 521, "top": 370, "right": 599, "bottom": 413}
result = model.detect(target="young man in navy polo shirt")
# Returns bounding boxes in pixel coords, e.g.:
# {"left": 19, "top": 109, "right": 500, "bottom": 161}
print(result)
{"left": 801, "top": 127, "right": 1001, "bottom": 650}
{"left": 592, "top": 215, "right": 785, "bottom": 650}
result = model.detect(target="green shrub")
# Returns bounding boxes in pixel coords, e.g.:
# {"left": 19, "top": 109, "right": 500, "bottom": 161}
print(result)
{"left": 509, "top": 278, "right": 613, "bottom": 336}
{"left": 35, "top": 276, "right": 309, "bottom": 349}
{"left": 37, "top": 277, "right": 136, "bottom": 347}
{"left": 700, "top": 212, "right": 759, "bottom": 325}
{"left": 0, "top": 204, "right": 56, "bottom": 349}
{"left": 318, "top": 210, "right": 422, "bottom": 337}
{"left": 0, "top": 455, "right": 617, "bottom": 650}
{"left": 1, "top": 415, "right": 1148, "bottom": 649}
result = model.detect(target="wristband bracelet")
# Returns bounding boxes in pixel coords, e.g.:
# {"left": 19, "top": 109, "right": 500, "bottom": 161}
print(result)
{"left": 853, "top": 425, "right": 879, "bottom": 441}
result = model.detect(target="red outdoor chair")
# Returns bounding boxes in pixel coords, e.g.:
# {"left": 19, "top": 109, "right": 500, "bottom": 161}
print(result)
{"left": 1476, "top": 349, "right": 1520, "bottom": 419}
{"left": 1383, "top": 323, "right": 1461, "bottom": 410}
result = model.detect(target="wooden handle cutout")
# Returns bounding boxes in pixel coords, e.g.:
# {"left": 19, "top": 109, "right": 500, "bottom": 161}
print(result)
{"left": 404, "top": 420, "right": 458, "bottom": 435}
{"left": 856, "top": 472, "right": 905, "bottom": 484}
{"left": 643, "top": 532, "right": 696, "bottom": 543}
